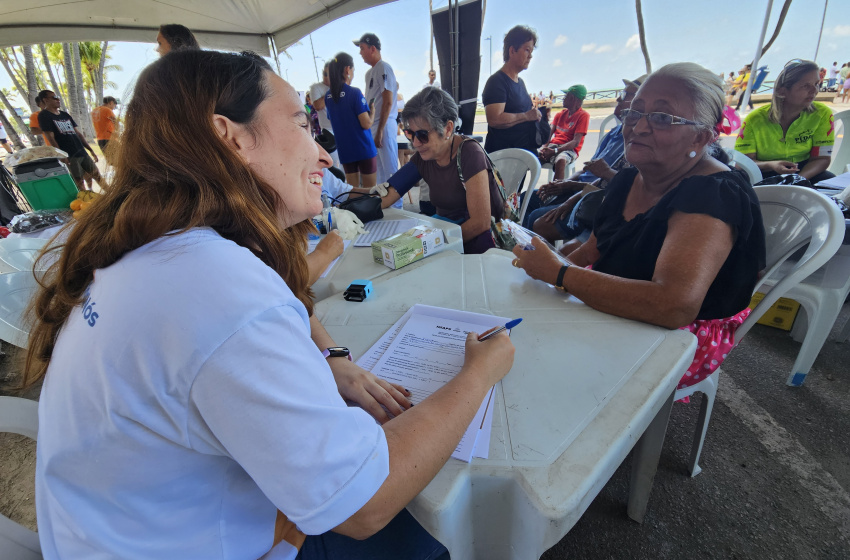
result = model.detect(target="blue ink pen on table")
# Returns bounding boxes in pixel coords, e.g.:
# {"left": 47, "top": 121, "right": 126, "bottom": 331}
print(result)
{"left": 478, "top": 318, "right": 523, "bottom": 341}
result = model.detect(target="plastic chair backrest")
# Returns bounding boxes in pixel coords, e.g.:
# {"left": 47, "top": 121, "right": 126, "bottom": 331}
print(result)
{"left": 752, "top": 66, "right": 769, "bottom": 91}
{"left": 827, "top": 109, "right": 850, "bottom": 175}
{"left": 0, "top": 238, "right": 48, "bottom": 274}
{"left": 737, "top": 185, "right": 845, "bottom": 340}
{"left": 488, "top": 149, "right": 542, "bottom": 223}
{"left": 724, "top": 148, "right": 763, "bottom": 185}
{"left": 598, "top": 113, "right": 618, "bottom": 141}
{"left": 0, "top": 396, "right": 42, "bottom": 560}
{"left": 0, "top": 271, "right": 39, "bottom": 348}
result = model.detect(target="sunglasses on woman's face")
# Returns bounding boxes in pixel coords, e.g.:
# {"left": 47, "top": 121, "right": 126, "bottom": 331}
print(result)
{"left": 403, "top": 128, "right": 431, "bottom": 144}
{"left": 620, "top": 108, "right": 703, "bottom": 130}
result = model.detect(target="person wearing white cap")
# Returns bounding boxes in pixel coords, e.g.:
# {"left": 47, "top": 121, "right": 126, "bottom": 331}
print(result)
{"left": 355, "top": 33, "right": 403, "bottom": 208}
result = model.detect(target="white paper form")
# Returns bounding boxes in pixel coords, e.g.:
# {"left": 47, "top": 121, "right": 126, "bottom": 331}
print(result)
{"left": 370, "top": 312, "right": 506, "bottom": 462}
{"left": 354, "top": 219, "right": 419, "bottom": 246}
{"left": 355, "top": 304, "right": 510, "bottom": 371}
{"left": 307, "top": 238, "right": 351, "bottom": 278}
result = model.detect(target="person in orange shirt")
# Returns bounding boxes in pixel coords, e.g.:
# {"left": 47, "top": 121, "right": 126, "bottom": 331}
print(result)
{"left": 29, "top": 94, "right": 46, "bottom": 145}
{"left": 91, "top": 97, "right": 118, "bottom": 162}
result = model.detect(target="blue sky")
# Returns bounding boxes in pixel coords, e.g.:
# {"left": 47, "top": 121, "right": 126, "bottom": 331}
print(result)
{"left": 2, "top": 0, "right": 850, "bottom": 109}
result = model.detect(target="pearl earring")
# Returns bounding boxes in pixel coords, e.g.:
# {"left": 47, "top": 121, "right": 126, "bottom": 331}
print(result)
{"left": 688, "top": 150, "right": 697, "bottom": 158}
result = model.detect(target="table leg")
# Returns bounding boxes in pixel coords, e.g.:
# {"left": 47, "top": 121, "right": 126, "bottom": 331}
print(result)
{"left": 627, "top": 390, "right": 674, "bottom": 523}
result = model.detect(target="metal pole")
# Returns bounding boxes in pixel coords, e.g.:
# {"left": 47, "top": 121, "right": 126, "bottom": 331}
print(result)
{"left": 269, "top": 35, "right": 282, "bottom": 76}
{"left": 740, "top": 0, "right": 774, "bottom": 112}
{"left": 485, "top": 36, "right": 491, "bottom": 75}
{"left": 814, "top": 0, "right": 829, "bottom": 62}
{"left": 453, "top": 0, "right": 460, "bottom": 101}
{"left": 447, "top": 0, "right": 455, "bottom": 99}
{"left": 309, "top": 34, "right": 320, "bottom": 82}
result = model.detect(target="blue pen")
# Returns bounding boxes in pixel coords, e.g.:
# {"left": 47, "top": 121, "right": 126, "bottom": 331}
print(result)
{"left": 478, "top": 318, "right": 523, "bottom": 341}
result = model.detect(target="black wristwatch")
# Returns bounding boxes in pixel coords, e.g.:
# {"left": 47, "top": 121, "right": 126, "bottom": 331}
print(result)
{"left": 322, "top": 347, "right": 352, "bottom": 361}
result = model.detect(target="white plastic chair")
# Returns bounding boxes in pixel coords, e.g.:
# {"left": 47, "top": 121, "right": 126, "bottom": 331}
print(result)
{"left": 489, "top": 149, "right": 542, "bottom": 225}
{"left": 598, "top": 112, "right": 618, "bottom": 141}
{"left": 0, "top": 271, "right": 39, "bottom": 348}
{"left": 725, "top": 148, "right": 763, "bottom": 185}
{"left": 0, "top": 239, "right": 48, "bottom": 274}
{"left": 675, "top": 185, "right": 845, "bottom": 476}
{"left": 0, "top": 396, "right": 42, "bottom": 560}
{"left": 759, "top": 244, "right": 850, "bottom": 386}
{"left": 827, "top": 109, "right": 850, "bottom": 176}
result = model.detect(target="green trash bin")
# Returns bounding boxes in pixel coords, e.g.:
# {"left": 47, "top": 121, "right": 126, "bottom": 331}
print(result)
{"left": 13, "top": 158, "right": 78, "bottom": 211}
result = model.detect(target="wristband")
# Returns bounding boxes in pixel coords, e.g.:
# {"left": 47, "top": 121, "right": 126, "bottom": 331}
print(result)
{"left": 555, "top": 264, "right": 570, "bottom": 292}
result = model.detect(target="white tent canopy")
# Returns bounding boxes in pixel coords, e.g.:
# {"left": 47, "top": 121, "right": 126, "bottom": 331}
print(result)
{"left": 0, "top": 0, "right": 395, "bottom": 54}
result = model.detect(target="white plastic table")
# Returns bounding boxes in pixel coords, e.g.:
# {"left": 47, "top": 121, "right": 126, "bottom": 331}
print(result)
{"left": 315, "top": 249, "right": 696, "bottom": 560}
{"left": 311, "top": 208, "right": 463, "bottom": 300}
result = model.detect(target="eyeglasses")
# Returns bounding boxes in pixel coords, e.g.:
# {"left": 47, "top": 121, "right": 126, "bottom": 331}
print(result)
{"left": 620, "top": 109, "right": 703, "bottom": 130}
{"left": 783, "top": 58, "right": 804, "bottom": 70}
{"left": 403, "top": 128, "right": 431, "bottom": 144}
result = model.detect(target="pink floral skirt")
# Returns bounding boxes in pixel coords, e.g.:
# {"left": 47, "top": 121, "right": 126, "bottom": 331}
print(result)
{"left": 677, "top": 307, "right": 751, "bottom": 391}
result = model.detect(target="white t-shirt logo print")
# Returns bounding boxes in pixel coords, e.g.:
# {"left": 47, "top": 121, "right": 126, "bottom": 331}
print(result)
{"left": 56, "top": 119, "right": 75, "bottom": 134}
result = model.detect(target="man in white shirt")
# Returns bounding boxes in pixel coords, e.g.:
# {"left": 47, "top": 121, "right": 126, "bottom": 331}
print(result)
{"left": 828, "top": 62, "right": 840, "bottom": 89}
{"left": 355, "top": 33, "right": 401, "bottom": 205}
{"left": 309, "top": 62, "right": 341, "bottom": 169}
{"left": 422, "top": 69, "right": 441, "bottom": 90}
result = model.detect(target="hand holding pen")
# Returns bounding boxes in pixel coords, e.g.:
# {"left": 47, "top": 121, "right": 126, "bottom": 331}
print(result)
{"left": 478, "top": 318, "right": 523, "bottom": 341}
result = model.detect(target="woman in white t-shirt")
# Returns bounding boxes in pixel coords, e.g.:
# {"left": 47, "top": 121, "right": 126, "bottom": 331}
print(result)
{"left": 24, "top": 49, "right": 514, "bottom": 560}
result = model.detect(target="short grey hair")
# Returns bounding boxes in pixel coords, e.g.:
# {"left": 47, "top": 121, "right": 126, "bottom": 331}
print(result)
{"left": 644, "top": 62, "right": 725, "bottom": 133}
{"left": 402, "top": 86, "right": 459, "bottom": 133}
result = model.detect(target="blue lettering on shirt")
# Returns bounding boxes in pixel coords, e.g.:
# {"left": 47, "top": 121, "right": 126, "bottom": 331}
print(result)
{"left": 81, "top": 290, "right": 100, "bottom": 327}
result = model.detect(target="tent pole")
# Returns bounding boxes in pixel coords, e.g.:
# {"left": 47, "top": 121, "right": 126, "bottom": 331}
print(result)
{"left": 814, "top": 0, "right": 828, "bottom": 62}
{"left": 740, "top": 0, "right": 773, "bottom": 112}
{"left": 269, "top": 35, "right": 282, "bottom": 76}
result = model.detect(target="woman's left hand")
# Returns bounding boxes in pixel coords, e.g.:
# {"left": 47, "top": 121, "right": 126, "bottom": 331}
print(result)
{"left": 327, "top": 358, "right": 413, "bottom": 424}
{"left": 511, "top": 236, "right": 566, "bottom": 285}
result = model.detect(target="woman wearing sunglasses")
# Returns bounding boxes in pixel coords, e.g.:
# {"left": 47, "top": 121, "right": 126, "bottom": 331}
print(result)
{"left": 356, "top": 86, "right": 506, "bottom": 254}
{"left": 324, "top": 52, "right": 378, "bottom": 189}
{"left": 512, "top": 63, "right": 765, "bottom": 393}
{"left": 735, "top": 59, "right": 835, "bottom": 184}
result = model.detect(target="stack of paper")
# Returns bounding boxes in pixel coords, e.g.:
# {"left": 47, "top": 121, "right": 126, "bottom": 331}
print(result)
{"left": 356, "top": 304, "right": 509, "bottom": 462}
{"left": 354, "top": 219, "right": 420, "bottom": 247}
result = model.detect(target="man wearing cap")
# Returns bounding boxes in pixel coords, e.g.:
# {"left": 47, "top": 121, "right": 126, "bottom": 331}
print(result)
{"left": 537, "top": 84, "right": 589, "bottom": 180}
{"left": 522, "top": 76, "right": 644, "bottom": 245}
{"left": 354, "top": 32, "right": 401, "bottom": 207}
{"left": 482, "top": 25, "right": 541, "bottom": 154}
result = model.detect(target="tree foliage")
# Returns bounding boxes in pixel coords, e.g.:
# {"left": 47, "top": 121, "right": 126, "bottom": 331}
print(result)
{"left": 0, "top": 42, "right": 121, "bottom": 142}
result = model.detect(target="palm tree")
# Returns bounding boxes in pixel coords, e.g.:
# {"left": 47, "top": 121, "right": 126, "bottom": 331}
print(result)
{"left": 40, "top": 44, "right": 61, "bottom": 94}
{"left": 0, "top": 88, "right": 36, "bottom": 146}
{"left": 635, "top": 0, "right": 651, "bottom": 74}
{"left": 23, "top": 46, "right": 40, "bottom": 109}
{"left": 0, "top": 109, "right": 26, "bottom": 150}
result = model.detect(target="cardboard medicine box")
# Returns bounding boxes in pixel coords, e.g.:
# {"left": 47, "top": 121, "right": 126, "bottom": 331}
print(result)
{"left": 748, "top": 292, "right": 800, "bottom": 331}
{"left": 371, "top": 225, "right": 446, "bottom": 270}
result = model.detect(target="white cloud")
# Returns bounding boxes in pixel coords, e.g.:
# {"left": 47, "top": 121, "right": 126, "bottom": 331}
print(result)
{"left": 625, "top": 34, "right": 640, "bottom": 52}
{"left": 829, "top": 24, "right": 850, "bottom": 37}
{"left": 553, "top": 59, "right": 562, "bottom": 67}
{"left": 554, "top": 34, "right": 568, "bottom": 47}
{"left": 595, "top": 44, "right": 613, "bottom": 54}
{"left": 580, "top": 43, "right": 597, "bottom": 54}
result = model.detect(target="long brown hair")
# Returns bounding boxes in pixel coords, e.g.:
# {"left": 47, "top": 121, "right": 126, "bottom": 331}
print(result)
{"left": 22, "top": 50, "right": 314, "bottom": 390}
